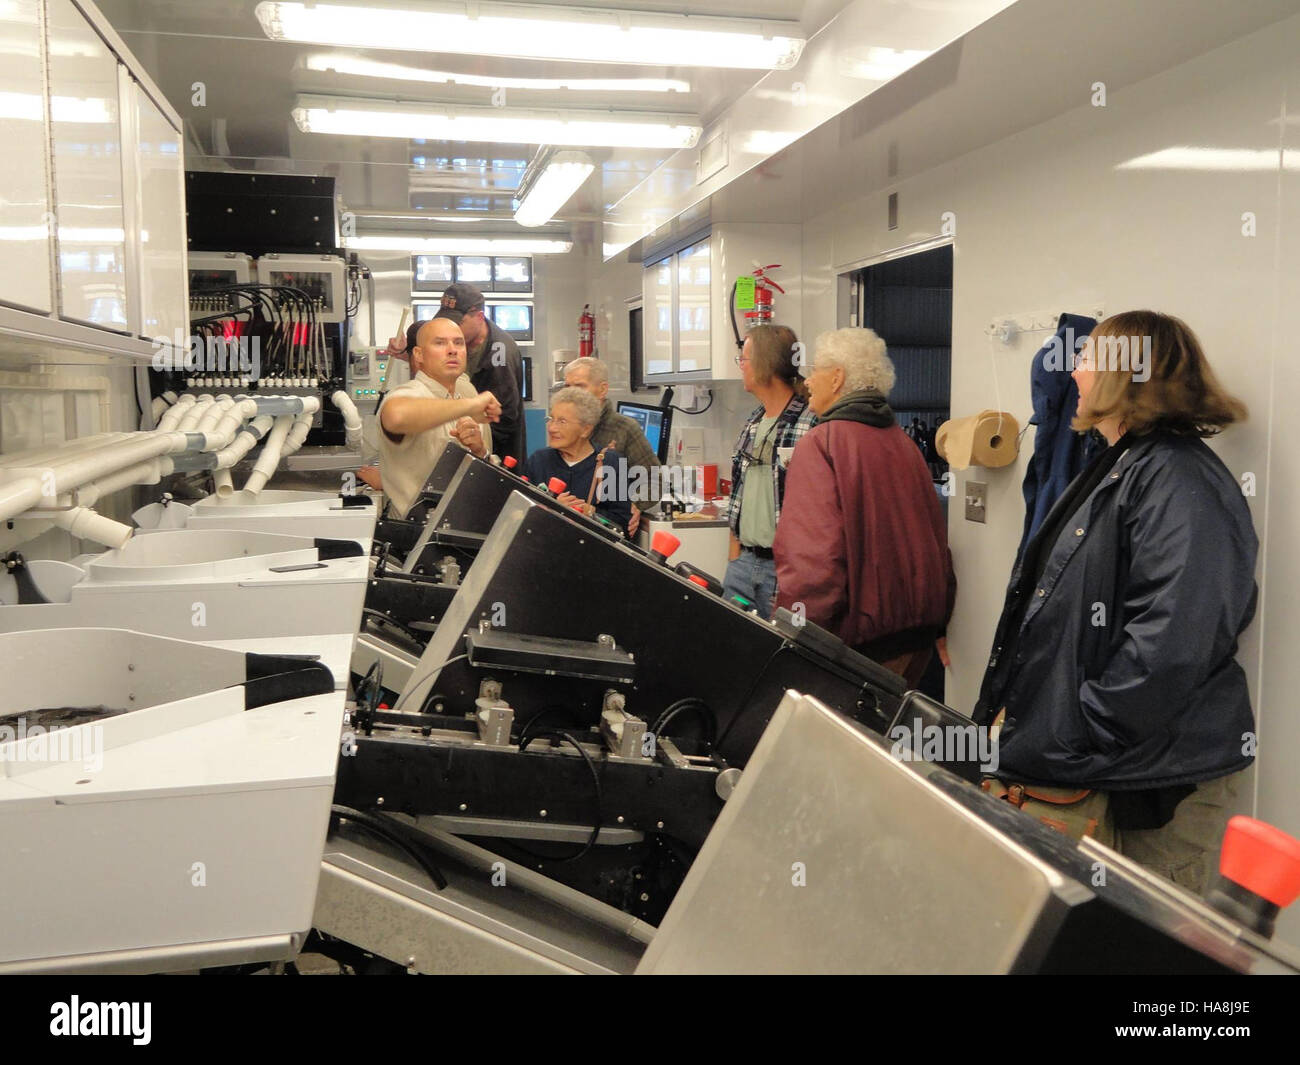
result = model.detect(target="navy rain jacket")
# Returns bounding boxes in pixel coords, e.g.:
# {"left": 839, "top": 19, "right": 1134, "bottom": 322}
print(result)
{"left": 1019, "top": 313, "right": 1104, "bottom": 555}
{"left": 975, "top": 431, "right": 1258, "bottom": 790}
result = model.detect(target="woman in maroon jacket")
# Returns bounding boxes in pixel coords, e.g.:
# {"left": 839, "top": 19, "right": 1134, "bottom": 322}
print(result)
{"left": 773, "top": 328, "right": 955, "bottom": 687}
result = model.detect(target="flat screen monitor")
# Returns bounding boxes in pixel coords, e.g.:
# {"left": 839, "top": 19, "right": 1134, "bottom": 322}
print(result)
{"left": 492, "top": 256, "right": 532, "bottom": 292}
{"left": 486, "top": 301, "right": 533, "bottom": 341}
{"left": 411, "top": 254, "right": 453, "bottom": 292}
{"left": 455, "top": 256, "right": 493, "bottom": 285}
{"left": 616, "top": 401, "right": 673, "bottom": 463}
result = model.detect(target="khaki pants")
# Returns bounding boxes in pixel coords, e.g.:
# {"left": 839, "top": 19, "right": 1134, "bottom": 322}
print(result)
{"left": 983, "top": 772, "right": 1243, "bottom": 896}
{"left": 1117, "top": 772, "right": 1241, "bottom": 894}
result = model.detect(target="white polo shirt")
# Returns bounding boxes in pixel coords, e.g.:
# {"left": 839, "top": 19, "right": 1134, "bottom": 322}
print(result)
{"left": 376, "top": 370, "right": 489, "bottom": 519}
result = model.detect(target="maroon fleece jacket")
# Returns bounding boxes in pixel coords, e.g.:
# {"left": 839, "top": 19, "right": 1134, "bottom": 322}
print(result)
{"left": 773, "top": 409, "right": 955, "bottom": 651}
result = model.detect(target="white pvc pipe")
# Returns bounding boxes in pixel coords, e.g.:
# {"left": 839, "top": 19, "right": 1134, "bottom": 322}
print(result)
{"left": 213, "top": 468, "right": 234, "bottom": 496}
{"left": 29, "top": 433, "right": 188, "bottom": 509}
{"left": 202, "top": 396, "right": 258, "bottom": 453}
{"left": 213, "top": 414, "right": 273, "bottom": 475}
{"left": 176, "top": 395, "right": 215, "bottom": 432}
{"left": 156, "top": 393, "right": 196, "bottom": 432}
{"left": 149, "top": 390, "right": 177, "bottom": 422}
{"left": 242, "top": 415, "right": 293, "bottom": 497}
{"left": 281, "top": 411, "right": 313, "bottom": 458}
{"left": 0, "top": 479, "right": 47, "bottom": 524}
{"left": 73, "top": 458, "right": 163, "bottom": 508}
{"left": 0, "top": 432, "right": 131, "bottom": 469}
{"left": 47, "top": 506, "right": 134, "bottom": 549}
{"left": 194, "top": 395, "right": 229, "bottom": 437}
{"left": 332, "top": 390, "right": 364, "bottom": 450}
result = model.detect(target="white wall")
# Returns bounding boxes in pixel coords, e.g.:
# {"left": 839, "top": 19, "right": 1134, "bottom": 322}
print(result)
{"left": 592, "top": 9, "right": 1300, "bottom": 945}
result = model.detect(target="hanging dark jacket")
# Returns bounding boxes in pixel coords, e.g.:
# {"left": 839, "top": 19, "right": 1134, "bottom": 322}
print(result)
{"left": 773, "top": 390, "right": 955, "bottom": 656}
{"left": 1019, "top": 313, "right": 1104, "bottom": 555}
{"left": 974, "top": 431, "right": 1258, "bottom": 790}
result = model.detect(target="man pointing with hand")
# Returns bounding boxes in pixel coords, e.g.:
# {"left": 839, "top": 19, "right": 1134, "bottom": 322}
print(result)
{"left": 378, "top": 317, "right": 500, "bottom": 519}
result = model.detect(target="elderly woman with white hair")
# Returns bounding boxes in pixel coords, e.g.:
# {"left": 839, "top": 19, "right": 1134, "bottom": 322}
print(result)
{"left": 773, "top": 328, "right": 956, "bottom": 687}
{"left": 523, "top": 386, "right": 633, "bottom": 533}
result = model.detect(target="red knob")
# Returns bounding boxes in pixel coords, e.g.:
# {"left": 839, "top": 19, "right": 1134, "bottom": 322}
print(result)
{"left": 570, "top": 502, "right": 585, "bottom": 512}
{"left": 520, "top": 476, "right": 529, "bottom": 483}
{"left": 688, "top": 574, "right": 708, "bottom": 588}
{"left": 378, "top": 703, "right": 389, "bottom": 710}
{"left": 548, "top": 476, "right": 567, "bottom": 494}
{"left": 503, "top": 455, "right": 517, "bottom": 469}
{"left": 1220, "top": 816, "right": 1300, "bottom": 907}
{"left": 651, "top": 531, "right": 681, "bottom": 559}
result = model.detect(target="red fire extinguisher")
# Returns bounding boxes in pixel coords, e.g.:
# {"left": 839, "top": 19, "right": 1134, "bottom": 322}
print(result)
{"left": 578, "top": 304, "right": 595, "bottom": 358}
{"left": 731, "top": 264, "right": 786, "bottom": 349}
{"left": 744, "top": 265, "right": 785, "bottom": 327}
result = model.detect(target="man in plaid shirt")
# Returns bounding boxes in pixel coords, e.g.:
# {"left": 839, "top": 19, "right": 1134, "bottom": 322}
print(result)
{"left": 721, "top": 324, "right": 817, "bottom": 619}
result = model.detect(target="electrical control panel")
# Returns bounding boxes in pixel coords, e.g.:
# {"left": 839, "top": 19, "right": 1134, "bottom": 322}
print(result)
{"left": 348, "top": 347, "right": 390, "bottom": 412}
{"left": 188, "top": 252, "right": 254, "bottom": 315}
{"left": 255, "top": 254, "right": 347, "bottom": 322}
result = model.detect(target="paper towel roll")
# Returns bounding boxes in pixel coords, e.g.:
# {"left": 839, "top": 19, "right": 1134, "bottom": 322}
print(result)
{"left": 935, "top": 410, "right": 1020, "bottom": 470}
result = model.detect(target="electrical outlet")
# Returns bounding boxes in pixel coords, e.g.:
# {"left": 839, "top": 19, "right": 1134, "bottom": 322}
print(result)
{"left": 965, "top": 480, "right": 987, "bottom": 523}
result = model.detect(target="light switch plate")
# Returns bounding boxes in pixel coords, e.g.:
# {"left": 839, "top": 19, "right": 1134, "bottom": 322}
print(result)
{"left": 965, "top": 480, "right": 987, "bottom": 523}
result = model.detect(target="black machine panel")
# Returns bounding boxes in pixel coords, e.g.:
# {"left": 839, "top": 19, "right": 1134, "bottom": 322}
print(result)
{"left": 391, "top": 489, "right": 958, "bottom": 771}
{"left": 186, "top": 172, "right": 338, "bottom": 256}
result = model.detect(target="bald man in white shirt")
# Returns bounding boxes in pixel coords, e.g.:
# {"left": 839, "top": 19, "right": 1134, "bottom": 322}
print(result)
{"left": 377, "top": 317, "right": 501, "bottom": 518}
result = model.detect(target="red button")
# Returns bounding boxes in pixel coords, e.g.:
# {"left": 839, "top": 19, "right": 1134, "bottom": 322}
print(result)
{"left": 1219, "top": 815, "right": 1300, "bottom": 906}
{"left": 548, "top": 476, "right": 567, "bottom": 494}
{"left": 651, "top": 530, "right": 681, "bottom": 559}
{"left": 503, "top": 455, "right": 517, "bottom": 469}
{"left": 688, "top": 575, "right": 708, "bottom": 588}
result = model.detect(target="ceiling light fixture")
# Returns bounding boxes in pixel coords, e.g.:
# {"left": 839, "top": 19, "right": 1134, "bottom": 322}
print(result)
{"left": 293, "top": 94, "right": 701, "bottom": 150}
{"left": 303, "top": 54, "right": 691, "bottom": 94}
{"left": 513, "top": 151, "right": 594, "bottom": 228}
{"left": 258, "top": 1, "right": 804, "bottom": 70}
{"left": 343, "top": 233, "right": 573, "bottom": 254}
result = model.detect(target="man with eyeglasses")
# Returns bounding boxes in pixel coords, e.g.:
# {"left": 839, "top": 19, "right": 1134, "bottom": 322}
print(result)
{"left": 434, "top": 282, "right": 525, "bottom": 463}
{"left": 720, "top": 324, "right": 816, "bottom": 619}
{"left": 562, "top": 355, "right": 662, "bottom": 535}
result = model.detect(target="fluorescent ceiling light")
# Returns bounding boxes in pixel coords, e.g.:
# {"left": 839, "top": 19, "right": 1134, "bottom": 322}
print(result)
{"left": 294, "top": 94, "right": 701, "bottom": 149}
{"left": 514, "top": 152, "right": 594, "bottom": 228}
{"left": 258, "top": 1, "right": 804, "bottom": 70}
{"left": 344, "top": 234, "right": 573, "bottom": 254}
{"left": 1117, "top": 147, "right": 1299, "bottom": 172}
{"left": 304, "top": 54, "right": 690, "bottom": 94}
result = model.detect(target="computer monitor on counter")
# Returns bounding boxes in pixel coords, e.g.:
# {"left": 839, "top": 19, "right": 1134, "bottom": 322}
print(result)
{"left": 616, "top": 401, "right": 673, "bottom": 463}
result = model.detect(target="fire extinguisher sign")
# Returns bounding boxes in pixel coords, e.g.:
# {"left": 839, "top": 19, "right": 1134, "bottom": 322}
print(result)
{"left": 735, "top": 275, "right": 756, "bottom": 310}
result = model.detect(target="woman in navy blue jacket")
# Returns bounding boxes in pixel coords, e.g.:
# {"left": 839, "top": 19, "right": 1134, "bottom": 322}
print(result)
{"left": 523, "top": 386, "right": 632, "bottom": 534}
{"left": 974, "top": 311, "right": 1256, "bottom": 894}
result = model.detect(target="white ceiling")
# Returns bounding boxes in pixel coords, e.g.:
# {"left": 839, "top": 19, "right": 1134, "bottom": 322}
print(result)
{"left": 97, "top": 0, "right": 853, "bottom": 246}
{"left": 699, "top": 0, "right": 1300, "bottom": 229}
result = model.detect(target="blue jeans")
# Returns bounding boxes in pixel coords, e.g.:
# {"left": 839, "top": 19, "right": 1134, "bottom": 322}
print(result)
{"left": 722, "top": 549, "right": 777, "bottom": 620}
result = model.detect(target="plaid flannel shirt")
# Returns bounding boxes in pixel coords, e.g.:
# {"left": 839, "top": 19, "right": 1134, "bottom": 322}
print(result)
{"left": 723, "top": 395, "right": 817, "bottom": 538}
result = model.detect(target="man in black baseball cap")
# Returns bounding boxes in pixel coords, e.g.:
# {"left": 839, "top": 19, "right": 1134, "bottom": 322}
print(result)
{"left": 435, "top": 282, "right": 525, "bottom": 463}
